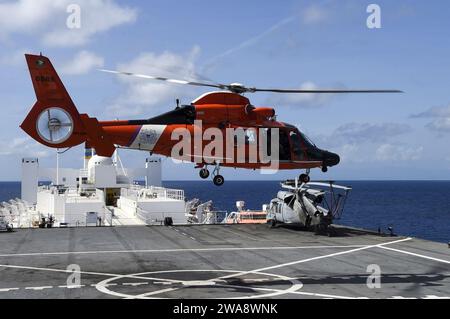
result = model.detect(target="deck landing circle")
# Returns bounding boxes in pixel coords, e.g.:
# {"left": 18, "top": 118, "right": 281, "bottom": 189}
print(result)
{"left": 95, "top": 269, "right": 303, "bottom": 299}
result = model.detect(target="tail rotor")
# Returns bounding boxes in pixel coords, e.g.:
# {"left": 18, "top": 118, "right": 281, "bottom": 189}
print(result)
{"left": 36, "top": 107, "right": 74, "bottom": 145}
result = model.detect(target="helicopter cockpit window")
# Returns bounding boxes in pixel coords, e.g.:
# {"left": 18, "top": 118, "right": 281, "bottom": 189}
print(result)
{"left": 301, "top": 132, "right": 317, "bottom": 148}
{"left": 290, "top": 131, "right": 303, "bottom": 158}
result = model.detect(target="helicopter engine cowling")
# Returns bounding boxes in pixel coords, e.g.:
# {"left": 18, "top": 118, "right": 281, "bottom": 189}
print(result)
{"left": 252, "top": 107, "right": 276, "bottom": 120}
{"left": 192, "top": 92, "right": 275, "bottom": 125}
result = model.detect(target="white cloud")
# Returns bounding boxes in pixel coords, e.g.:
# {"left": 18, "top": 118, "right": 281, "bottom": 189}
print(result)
{"left": 375, "top": 144, "right": 423, "bottom": 162}
{"left": 334, "top": 123, "right": 411, "bottom": 144}
{"left": 313, "top": 122, "right": 419, "bottom": 164}
{"left": 329, "top": 142, "right": 423, "bottom": 164}
{"left": 334, "top": 143, "right": 362, "bottom": 163}
{"left": 411, "top": 105, "right": 450, "bottom": 133}
{"left": 60, "top": 50, "right": 104, "bottom": 75}
{"left": 302, "top": 5, "right": 327, "bottom": 25}
{"left": 0, "top": 137, "right": 50, "bottom": 158}
{"left": 426, "top": 118, "right": 450, "bottom": 132}
{"left": 106, "top": 47, "right": 202, "bottom": 118}
{"left": 0, "top": 48, "right": 31, "bottom": 66}
{"left": 0, "top": 0, "right": 137, "bottom": 47}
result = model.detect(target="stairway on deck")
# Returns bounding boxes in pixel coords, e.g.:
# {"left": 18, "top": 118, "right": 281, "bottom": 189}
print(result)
{"left": 108, "top": 206, "right": 146, "bottom": 226}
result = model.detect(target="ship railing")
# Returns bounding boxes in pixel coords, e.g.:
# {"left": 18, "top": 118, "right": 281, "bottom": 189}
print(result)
{"left": 201, "top": 211, "right": 227, "bottom": 224}
{"left": 79, "top": 169, "right": 89, "bottom": 178}
{"left": 122, "top": 186, "right": 185, "bottom": 201}
{"left": 223, "top": 211, "right": 268, "bottom": 223}
{"left": 64, "top": 195, "right": 104, "bottom": 204}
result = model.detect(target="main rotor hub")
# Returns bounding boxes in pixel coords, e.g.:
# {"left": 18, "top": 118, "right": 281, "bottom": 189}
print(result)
{"left": 228, "top": 83, "right": 247, "bottom": 94}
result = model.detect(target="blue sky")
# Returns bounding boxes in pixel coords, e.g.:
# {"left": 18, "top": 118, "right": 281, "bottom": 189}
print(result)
{"left": 0, "top": 0, "right": 449, "bottom": 181}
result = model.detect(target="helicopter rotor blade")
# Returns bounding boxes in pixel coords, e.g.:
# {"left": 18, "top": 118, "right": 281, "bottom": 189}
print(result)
{"left": 99, "top": 69, "right": 403, "bottom": 94}
{"left": 99, "top": 69, "right": 225, "bottom": 90}
{"left": 252, "top": 88, "right": 404, "bottom": 94}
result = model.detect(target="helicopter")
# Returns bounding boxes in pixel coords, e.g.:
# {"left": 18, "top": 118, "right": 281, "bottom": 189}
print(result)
{"left": 266, "top": 179, "right": 352, "bottom": 236}
{"left": 21, "top": 54, "right": 401, "bottom": 186}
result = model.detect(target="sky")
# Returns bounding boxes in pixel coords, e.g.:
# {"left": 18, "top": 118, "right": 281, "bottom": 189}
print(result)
{"left": 0, "top": 0, "right": 449, "bottom": 181}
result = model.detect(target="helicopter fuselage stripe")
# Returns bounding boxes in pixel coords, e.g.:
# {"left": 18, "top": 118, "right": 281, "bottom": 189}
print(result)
{"left": 128, "top": 125, "right": 167, "bottom": 151}
{"left": 126, "top": 125, "right": 143, "bottom": 147}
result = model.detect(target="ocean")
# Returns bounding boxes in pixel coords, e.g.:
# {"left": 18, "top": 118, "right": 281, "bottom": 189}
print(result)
{"left": 1, "top": 181, "right": 449, "bottom": 243}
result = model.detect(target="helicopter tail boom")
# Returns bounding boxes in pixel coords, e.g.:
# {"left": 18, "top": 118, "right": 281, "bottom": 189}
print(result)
{"left": 21, "top": 54, "right": 115, "bottom": 157}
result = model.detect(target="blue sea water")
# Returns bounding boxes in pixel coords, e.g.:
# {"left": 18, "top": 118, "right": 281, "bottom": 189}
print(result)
{"left": 166, "top": 181, "right": 450, "bottom": 243}
{"left": 1, "top": 181, "right": 449, "bottom": 243}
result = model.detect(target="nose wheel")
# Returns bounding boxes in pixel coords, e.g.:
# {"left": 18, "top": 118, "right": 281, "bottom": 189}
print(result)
{"left": 299, "top": 169, "right": 311, "bottom": 184}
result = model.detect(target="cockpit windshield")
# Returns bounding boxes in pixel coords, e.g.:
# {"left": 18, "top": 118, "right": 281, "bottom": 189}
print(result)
{"left": 290, "top": 130, "right": 316, "bottom": 148}
{"left": 300, "top": 132, "right": 316, "bottom": 147}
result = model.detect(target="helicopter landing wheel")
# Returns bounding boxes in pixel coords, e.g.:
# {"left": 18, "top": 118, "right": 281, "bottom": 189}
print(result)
{"left": 327, "top": 227, "right": 336, "bottom": 237}
{"left": 299, "top": 174, "right": 310, "bottom": 184}
{"left": 199, "top": 168, "right": 210, "bottom": 179}
{"left": 213, "top": 175, "right": 225, "bottom": 187}
{"left": 268, "top": 219, "right": 277, "bottom": 228}
{"left": 322, "top": 166, "right": 328, "bottom": 173}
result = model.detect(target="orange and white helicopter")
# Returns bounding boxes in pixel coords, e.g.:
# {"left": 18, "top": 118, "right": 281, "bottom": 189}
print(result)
{"left": 21, "top": 54, "right": 401, "bottom": 186}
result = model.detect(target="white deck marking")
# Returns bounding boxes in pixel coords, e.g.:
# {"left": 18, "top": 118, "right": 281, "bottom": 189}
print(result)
{"left": 213, "top": 283, "right": 305, "bottom": 300}
{"left": 4, "top": 237, "right": 449, "bottom": 300}
{"left": 218, "top": 285, "right": 356, "bottom": 300}
{"left": 378, "top": 246, "right": 450, "bottom": 265}
{"left": 25, "top": 286, "right": 53, "bottom": 291}
{"left": 129, "top": 287, "right": 180, "bottom": 299}
{"left": 0, "top": 288, "right": 19, "bottom": 292}
{"left": 217, "top": 238, "right": 413, "bottom": 281}
{"left": 91, "top": 283, "right": 117, "bottom": 287}
{"left": 58, "top": 285, "right": 85, "bottom": 289}
{"left": 0, "top": 244, "right": 374, "bottom": 258}
{"left": 96, "top": 269, "right": 303, "bottom": 299}
{"left": 0, "top": 263, "right": 181, "bottom": 284}
{"left": 123, "top": 282, "right": 149, "bottom": 287}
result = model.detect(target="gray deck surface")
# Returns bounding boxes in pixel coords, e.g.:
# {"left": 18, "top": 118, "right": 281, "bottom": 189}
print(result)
{"left": 0, "top": 224, "right": 449, "bottom": 299}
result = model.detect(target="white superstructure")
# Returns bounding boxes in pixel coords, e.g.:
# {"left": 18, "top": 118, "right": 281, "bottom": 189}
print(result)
{"left": 2, "top": 151, "right": 188, "bottom": 228}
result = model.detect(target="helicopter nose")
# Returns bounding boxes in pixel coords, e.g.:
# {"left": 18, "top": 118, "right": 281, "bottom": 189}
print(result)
{"left": 323, "top": 151, "right": 340, "bottom": 167}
